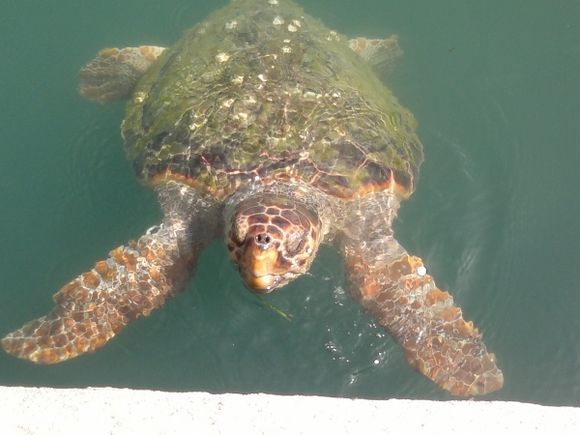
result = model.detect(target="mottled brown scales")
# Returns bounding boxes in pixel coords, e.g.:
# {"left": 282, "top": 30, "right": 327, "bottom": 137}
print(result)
{"left": 2, "top": 234, "right": 193, "bottom": 363}
{"left": 82, "top": 272, "right": 100, "bottom": 289}
{"left": 426, "top": 287, "right": 451, "bottom": 306}
{"left": 346, "top": 250, "right": 502, "bottom": 395}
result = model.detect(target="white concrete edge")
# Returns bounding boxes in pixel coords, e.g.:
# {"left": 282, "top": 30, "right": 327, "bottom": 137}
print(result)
{"left": 1, "top": 386, "right": 579, "bottom": 435}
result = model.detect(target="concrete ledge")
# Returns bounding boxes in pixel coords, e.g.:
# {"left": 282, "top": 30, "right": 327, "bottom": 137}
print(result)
{"left": 1, "top": 386, "right": 579, "bottom": 434}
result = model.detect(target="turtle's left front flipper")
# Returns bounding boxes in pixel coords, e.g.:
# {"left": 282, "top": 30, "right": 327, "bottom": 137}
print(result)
{"left": 341, "top": 203, "right": 503, "bottom": 395}
{"left": 2, "top": 183, "right": 217, "bottom": 363}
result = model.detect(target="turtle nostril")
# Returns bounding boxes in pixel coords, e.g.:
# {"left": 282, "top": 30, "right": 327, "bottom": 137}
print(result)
{"left": 254, "top": 233, "right": 272, "bottom": 246}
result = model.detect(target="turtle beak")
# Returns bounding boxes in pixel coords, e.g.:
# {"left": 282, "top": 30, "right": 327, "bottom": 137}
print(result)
{"left": 239, "top": 238, "right": 285, "bottom": 293}
{"left": 244, "top": 274, "right": 282, "bottom": 293}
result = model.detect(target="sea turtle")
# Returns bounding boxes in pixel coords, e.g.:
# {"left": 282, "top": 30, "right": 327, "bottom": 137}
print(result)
{"left": 1, "top": 0, "right": 503, "bottom": 396}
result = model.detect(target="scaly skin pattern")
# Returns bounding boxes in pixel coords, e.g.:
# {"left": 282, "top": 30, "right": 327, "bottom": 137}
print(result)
{"left": 1, "top": 237, "right": 189, "bottom": 363}
{"left": 2, "top": 182, "right": 218, "bottom": 363}
{"left": 340, "top": 193, "right": 503, "bottom": 395}
{"left": 228, "top": 194, "right": 322, "bottom": 291}
{"left": 122, "top": 0, "right": 423, "bottom": 199}
{"left": 344, "top": 251, "right": 503, "bottom": 395}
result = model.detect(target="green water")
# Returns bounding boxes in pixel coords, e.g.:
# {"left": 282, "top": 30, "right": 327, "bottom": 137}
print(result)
{"left": 1, "top": 0, "right": 579, "bottom": 405}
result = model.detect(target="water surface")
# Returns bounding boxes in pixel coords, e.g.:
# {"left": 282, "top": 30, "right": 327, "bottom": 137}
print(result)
{"left": 1, "top": 0, "right": 579, "bottom": 405}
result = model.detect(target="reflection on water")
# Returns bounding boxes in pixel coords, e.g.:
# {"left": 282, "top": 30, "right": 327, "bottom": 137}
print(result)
{"left": 0, "top": 0, "right": 579, "bottom": 405}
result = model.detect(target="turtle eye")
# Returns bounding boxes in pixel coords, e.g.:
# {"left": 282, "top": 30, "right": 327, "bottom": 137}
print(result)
{"left": 286, "top": 235, "right": 306, "bottom": 255}
{"left": 231, "top": 217, "right": 248, "bottom": 246}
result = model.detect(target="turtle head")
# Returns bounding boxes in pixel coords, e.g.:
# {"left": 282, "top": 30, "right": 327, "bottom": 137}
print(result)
{"left": 228, "top": 195, "right": 322, "bottom": 293}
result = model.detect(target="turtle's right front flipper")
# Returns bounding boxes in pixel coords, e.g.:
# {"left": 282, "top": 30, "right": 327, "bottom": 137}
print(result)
{"left": 340, "top": 195, "right": 503, "bottom": 396}
{"left": 2, "top": 183, "right": 217, "bottom": 363}
{"left": 344, "top": 245, "right": 504, "bottom": 396}
{"left": 79, "top": 45, "right": 165, "bottom": 102}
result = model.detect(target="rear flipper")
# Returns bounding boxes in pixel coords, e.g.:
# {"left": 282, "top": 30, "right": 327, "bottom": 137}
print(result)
{"left": 79, "top": 45, "right": 166, "bottom": 102}
{"left": 342, "top": 236, "right": 503, "bottom": 396}
{"left": 348, "top": 35, "right": 402, "bottom": 76}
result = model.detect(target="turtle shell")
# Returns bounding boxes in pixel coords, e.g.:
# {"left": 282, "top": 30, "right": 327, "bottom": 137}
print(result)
{"left": 122, "top": 0, "right": 423, "bottom": 200}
